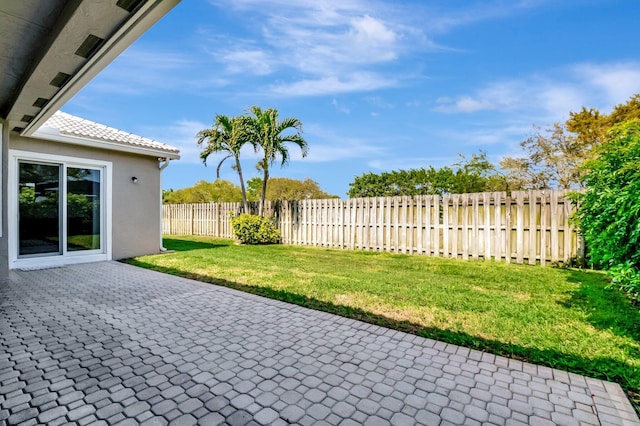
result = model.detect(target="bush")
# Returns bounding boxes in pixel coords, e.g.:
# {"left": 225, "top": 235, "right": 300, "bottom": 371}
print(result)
{"left": 573, "top": 120, "right": 640, "bottom": 302}
{"left": 231, "top": 214, "right": 281, "bottom": 245}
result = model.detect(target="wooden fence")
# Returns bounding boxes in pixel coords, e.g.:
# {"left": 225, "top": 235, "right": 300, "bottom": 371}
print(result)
{"left": 163, "top": 190, "right": 584, "bottom": 265}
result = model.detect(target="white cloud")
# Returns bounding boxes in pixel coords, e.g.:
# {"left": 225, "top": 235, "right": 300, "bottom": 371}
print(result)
{"left": 221, "top": 49, "right": 273, "bottom": 75}
{"left": 432, "top": 62, "right": 640, "bottom": 120}
{"left": 269, "top": 73, "right": 397, "bottom": 96}
{"left": 573, "top": 62, "right": 640, "bottom": 107}
{"left": 434, "top": 96, "right": 496, "bottom": 113}
{"left": 203, "top": 0, "right": 424, "bottom": 96}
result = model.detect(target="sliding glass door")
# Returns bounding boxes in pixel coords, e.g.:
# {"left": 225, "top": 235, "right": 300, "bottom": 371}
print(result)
{"left": 18, "top": 162, "right": 62, "bottom": 256}
{"left": 18, "top": 161, "right": 103, "bottom": 258}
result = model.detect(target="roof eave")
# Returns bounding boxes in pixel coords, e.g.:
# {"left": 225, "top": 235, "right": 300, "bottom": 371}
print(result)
{"left": 31, "top": 126, "right": 180, "bottom": 160}
{"left": 20, "top": 0, "right": 181, "bottom": 137}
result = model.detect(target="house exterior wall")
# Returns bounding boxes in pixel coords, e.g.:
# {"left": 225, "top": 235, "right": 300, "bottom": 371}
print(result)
{"left": 8, "top": 133, "right": 163, "bottom": 260}
{"left": 0, "top": 121, "right": 8, "bottom": 274}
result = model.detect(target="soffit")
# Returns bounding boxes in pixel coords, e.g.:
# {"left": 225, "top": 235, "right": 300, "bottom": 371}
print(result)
{"left": 0, "top": 0, "right": 181, "bottom": 134}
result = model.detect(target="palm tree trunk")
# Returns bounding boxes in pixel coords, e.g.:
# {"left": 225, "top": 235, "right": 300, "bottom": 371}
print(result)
{"left": 235, "top": 157, "right": 249, "bottom": 213}
{"left": 260, "top": 167, "right": 269, "bottom": 217}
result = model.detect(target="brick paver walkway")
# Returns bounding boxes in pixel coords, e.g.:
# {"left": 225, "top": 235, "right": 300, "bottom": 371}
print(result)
{"left": 1, "top": 262, "right": 638, "bottom": 425}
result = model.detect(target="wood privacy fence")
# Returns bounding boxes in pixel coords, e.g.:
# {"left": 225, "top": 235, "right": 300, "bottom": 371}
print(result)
{"left": 163, "top": 190, "right": 584, "bottom": 266}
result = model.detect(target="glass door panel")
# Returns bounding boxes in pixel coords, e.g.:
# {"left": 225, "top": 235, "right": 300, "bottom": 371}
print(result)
{"left": 67, "top": 167, "right": 101, "bottom": 251}
{"left": 18, "top": 162, "right": 62, "bottom": 256}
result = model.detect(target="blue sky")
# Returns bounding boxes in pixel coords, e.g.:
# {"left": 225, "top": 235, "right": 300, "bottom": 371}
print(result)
{"left": 65, "top": 0, "right": 640, "bottom": 197}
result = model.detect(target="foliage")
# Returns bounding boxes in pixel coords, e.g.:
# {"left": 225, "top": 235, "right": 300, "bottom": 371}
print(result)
{"left": 609, "top": 263, "right": 640, "bottom": 302}
{"left": 163, "top": 180, "right": 242, "bottom": 204}
{"left": 246, "top": 177, "right": 262, "bottom": 201}
{"left": 18, "top": 186, "right": 58, "bottom": 218}
{"left": 67, "top": 193, "right": 99, "bottom": 219}
{"left": 348, "top": 150, "right": 511, "bottom": 197}
{"left": 501, "top": 93, "right": 640, "bottom": 189}
{"left": 132, "top": 235, "right": 640, "bottom": 401}
{"left": 231, "top": 213, "right": 281, "bottom": 244}
{"left": 572, "top": 120, "right": 640, "bottom": 302}
{"left": 499, "top": 123, "right": 592, "bottom": 189}
{"left": 247, "top": 177, "right": 337, "bottom": 201}
{"left": 246, "top": 106, "right": 309, "bottom": 216}
{"left": 197, "top": 114, "right": 253, "bottom": 212}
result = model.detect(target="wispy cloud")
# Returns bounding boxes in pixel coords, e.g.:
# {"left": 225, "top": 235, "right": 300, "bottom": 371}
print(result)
{"left": 220, "top": 48, "right": 273, "bottom": 76}
{"left": 432, "top": 62, "right": 640, "bottom": 119}
{"left": 298, "top": 123, "right": 387, "bottom": 162}
{"left": 573, "top": 62, "right": 640, "bottom": 107}
{"left": 204, "top": 0, "right": 435, "bottom": 96}
{"left": 139, "top": 120, "right": 207, "bottom": 164}
{"left": 89, "top": 47, "right": 197, "bottom": 95}
{"left": 368, "top": 156, "right": 456, "bottom": 171}
{"left": 331, "top": 98, "right": 351, "bottom": 114}
{"left": 269, "top": 73, "right": 397, "bottom": 97}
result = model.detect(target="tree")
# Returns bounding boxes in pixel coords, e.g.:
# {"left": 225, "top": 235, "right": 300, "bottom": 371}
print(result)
{"left": 347, "top": 151, "right": 510, "bottom": 197}
{"left": 247, "top": 106, "right": 309, "bottom": 216}
{"left": 499, "top": 123, "right": 589, "bottom": 189}
{"left": 196, "top": 114, "right": 253, "bottom": 212}
{"left": 246, "top": 177, "right": 262, "bottom": 202}
{"left": 571, "top": 120, "right": 640, "bottom": 301}
{"left": 607, "top": 93, "right": 640, "bottom": 126}
{"left": 163, "top": 180, "right": 242, "bottom": 204}
{"left": 501, "top": 93, "right": 640, "bottom": 190}
{"left": 248, "top": 177, "right": 337, "bottom": 201}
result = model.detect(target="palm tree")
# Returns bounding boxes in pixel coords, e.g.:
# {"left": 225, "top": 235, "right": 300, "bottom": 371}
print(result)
{"left": 248, "top": 106, "right": 309, "bottom": 216}
{"left": 196, "top": 114, "right": 253, "bottom": 213}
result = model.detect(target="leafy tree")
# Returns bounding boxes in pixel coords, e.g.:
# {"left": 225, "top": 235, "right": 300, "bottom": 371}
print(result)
{"left": 247, "top": 106, "right": 309, "bottom": 216}
{"left": 501, "top": 93, "right": 640, "bottom": 189}
{"left": 571, "top": 120, "right": 640, "bottom": 301}
{"left": 248, "top": 177, "right": 337, "bottom": 201}
{"left": 163, "top": 180, "right": 242, "bottom": 204}
{"left": 348, "top": 151, "right": 510, "bottom": 197}
{"left": 499, "top": 123, "right": 588, "bottom": 189}
{"left": 607, "top": 93, "right": 640, "bottom": 126}
{"left": 246, "top": 177, "right": 262, "bottom": 202}
{"left": 197, "top": 114, "right": 253, "bottom": 212}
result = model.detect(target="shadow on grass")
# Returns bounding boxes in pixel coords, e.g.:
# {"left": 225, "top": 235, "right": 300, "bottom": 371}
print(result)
{"left": 162, "top": 237, "right": 229, "bottom": 252}
{"left": 126, "top": 258, "right": 639, "bottom": 409}
{"left": 560, "top": 269, "right": 640, "bottom": 348}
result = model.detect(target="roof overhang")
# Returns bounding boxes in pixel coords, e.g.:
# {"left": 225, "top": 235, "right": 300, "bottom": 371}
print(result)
{"left": 0, "top": 0, "right": 181, "bottom": 135}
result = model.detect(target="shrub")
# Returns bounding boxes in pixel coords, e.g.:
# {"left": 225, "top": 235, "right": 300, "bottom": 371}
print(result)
{"left": 231, "top": 213, "right": 281, "bottom": 245}
{"left": 572, "top": 120, "right": 640, "bottom": 302}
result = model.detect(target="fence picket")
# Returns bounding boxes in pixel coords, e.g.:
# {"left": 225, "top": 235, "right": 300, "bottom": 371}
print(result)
{"left": 163, "top": 189, "right": 581, "bottom": 266}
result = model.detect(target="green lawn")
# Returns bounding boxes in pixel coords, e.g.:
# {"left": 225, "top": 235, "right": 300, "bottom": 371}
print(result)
{"left": 128, "top": 235, "right": 640, "bottom": 404}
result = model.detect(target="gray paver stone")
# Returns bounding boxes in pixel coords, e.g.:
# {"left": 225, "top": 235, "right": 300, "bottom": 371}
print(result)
{"left": 198, "top": 412, "right": 225, "bottom": 425}
{"left": 1, "top": 262, "right": 638, "bottom": 426}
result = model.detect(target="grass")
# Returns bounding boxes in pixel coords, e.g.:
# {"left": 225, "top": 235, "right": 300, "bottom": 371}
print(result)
{"left": 128, "top": 235, "right": 640, "bottom": 406}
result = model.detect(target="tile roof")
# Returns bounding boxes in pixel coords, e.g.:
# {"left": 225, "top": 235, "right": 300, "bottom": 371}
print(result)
{"left": 41, "top": 111, "right": 180, "bottom": 157}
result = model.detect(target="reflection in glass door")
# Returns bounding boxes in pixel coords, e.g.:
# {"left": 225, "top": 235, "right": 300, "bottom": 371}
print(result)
{"left": 18, "top": 161, "right": 103, "bottom": 258}
{"left": 18, "top": 162, "right": 62, "bottom": 256}
{"left": 67, "top": 168, "right": 101, "bottom": 251}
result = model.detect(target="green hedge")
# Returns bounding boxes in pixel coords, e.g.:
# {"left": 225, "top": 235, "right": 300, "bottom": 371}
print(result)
{"left": 231, "top": 214, "right": 281, "bottom": 245}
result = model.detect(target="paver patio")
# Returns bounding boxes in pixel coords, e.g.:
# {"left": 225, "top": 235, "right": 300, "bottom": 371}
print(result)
{"left": 1, "top": 262, "right": 638, "bottom": 426}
